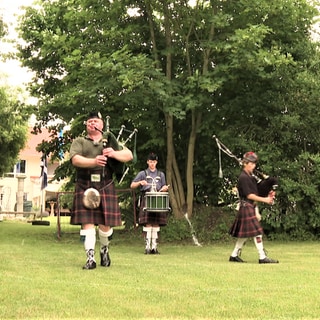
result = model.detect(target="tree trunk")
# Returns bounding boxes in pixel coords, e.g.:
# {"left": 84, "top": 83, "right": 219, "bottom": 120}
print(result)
{"left": 185, "top": 110, "right": 202, "bottom": 217}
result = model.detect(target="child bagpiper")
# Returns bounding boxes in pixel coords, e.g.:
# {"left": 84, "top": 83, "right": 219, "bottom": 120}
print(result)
{"left": 229, "top": 151, "right": 279, "bottom": 264}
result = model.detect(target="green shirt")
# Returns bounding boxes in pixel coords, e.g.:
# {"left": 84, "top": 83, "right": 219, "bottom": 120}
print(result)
{"left": 70, "top": 136, "right": 103, "bottom": 171}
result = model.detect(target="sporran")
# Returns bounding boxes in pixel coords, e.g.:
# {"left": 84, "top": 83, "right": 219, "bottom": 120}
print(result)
{"left": 83, "top": 187, "right": 101, "bottom": 209}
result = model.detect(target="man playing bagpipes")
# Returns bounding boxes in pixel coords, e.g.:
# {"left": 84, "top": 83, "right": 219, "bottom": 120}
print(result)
{"left": 69, "top": 111, "right": 133, "bottom": 270}
{"left": 229, "top": 152, "right": 279, "bottom": 264}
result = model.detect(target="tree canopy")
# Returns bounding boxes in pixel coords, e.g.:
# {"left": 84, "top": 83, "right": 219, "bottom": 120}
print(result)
{"left": 0, "top": 86, "right": 30, "bottom": 175}
{"left": 16, "top": 0, "right": 320, "bottom": 237}
{"left": 0, "top": 14, "right": 30, "bottom": 176}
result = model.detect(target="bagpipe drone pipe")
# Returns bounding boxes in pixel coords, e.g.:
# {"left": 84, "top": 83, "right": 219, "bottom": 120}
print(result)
{"left": 212, "top": 135, "right": 278, "bottom": 198}
{"left": 95, "top": 116, "right": 138, "bottom": 184}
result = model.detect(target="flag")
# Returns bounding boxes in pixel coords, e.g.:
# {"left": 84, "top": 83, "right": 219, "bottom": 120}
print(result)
{"left": 16, "top": 161, "right": 21, "bottom": 175}
{"left": 58, "top": 129, "right": 64, "bottom": 159}
{"left": 40, "top": 154, "right": 48, "bottom": 190}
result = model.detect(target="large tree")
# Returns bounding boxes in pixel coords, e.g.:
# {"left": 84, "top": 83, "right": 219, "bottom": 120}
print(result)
{"left": 16, "top": 0, "right": 320, "bottom": 228}
{"left": 0, "top": 87, "right": 30, "bottom": 175}
{"left": 0, "top": 15, "right": 30, "bottom": 176}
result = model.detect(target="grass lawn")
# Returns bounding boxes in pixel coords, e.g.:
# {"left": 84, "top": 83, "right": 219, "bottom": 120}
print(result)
{"left": 0, "top": 217, "right": 319, "bottom": 319}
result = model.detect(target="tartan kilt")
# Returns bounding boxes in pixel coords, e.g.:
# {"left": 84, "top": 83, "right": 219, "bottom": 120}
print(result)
{"left": 70, "top": 178, "right": 122, "bottom": 227}
{"left": 138, "top": 195, "right": 168, "bottom": 226}
{"left": 229, "top": 202, "right": 263, "bottom": 238}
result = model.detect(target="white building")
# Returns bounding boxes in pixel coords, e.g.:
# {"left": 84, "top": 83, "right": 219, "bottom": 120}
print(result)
{"left": 0, "top": 127, "right": 65, "bottom": 213}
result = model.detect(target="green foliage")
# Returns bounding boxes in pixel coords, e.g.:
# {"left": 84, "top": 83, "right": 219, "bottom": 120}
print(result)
{"left": 14, "top": 0, "right": 320, "bottom": 238}
{"left": 191, "top": 204, "right": 236, "bottom": 242}
{"left": 0, "top": 15, "right": 7, "bottom": 38}
{"left": 159, "top": 205, "right": 236, "bottom": 243}
{"left": 261, "top": 152, "right": 320, "bottom": 240}
{"left": 160, "top": 214, "right": 191, "bottom": 242}
{"left": 0, "top": 13, "right": 30, "bottom": 176}
{"left": 117, "top": 189, "right": 137, "bottom": 230}
{"left": 0, "top": 87, "right": 30, "bottom": 175}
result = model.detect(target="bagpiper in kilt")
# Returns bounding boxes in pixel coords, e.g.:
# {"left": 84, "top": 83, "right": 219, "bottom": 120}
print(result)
{"left": 70, "top": 170, "right": 122, "bottom": 227}
{"left": 69, "top": 111, "right": 133, "bottom": 270}
{"left": 229, "top": 200, "right": 263, "bottom": 238}
{"left": 228, "top": 151, "right": 279, "bottom": 264}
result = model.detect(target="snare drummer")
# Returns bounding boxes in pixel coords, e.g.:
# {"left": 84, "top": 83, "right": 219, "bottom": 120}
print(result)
{"left": 70, "top": 111, "right": 133, "bottom": 270}
{"left": 130, "top": 152, "right": 169, "bottom": 254}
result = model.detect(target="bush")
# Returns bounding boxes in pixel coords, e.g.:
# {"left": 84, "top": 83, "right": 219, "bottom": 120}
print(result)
{"left": 160, "top": 205, "right": 236, "bottom": 243}
{"left": 160, "top": 214, "right": 191, "bottom": 242}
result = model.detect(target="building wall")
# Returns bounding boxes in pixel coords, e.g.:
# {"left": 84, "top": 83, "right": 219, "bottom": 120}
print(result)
{"left": 0, "top": 128, "right": 66, "bottom": 212}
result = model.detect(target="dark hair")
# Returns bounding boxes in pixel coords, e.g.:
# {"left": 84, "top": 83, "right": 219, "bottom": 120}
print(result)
{"left": 147, "top": 152, "right": 158, "bottom": 161}
{"left": 87, "top": 111, "right": 102, "bottom": 120}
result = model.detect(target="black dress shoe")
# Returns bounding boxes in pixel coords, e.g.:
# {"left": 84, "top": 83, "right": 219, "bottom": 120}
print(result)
{"left": 229, "top": 256, "right": 245, "bottom": 262}
{"left": 259, "top": 257, "right": 279, "bottom": 264}
{"left": 100, "top": 246, "right": 111, "bottom": 267}
{"left": 83, "top": 260, "right": 97, "bottom": 270}
{"left": 151, "top": 248, "right": 160, "bottom": 255}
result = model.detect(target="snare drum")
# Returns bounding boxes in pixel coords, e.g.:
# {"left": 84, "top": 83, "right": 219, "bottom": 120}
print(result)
{"left": 143, "top": 192, "right": 170, "bottom": 212}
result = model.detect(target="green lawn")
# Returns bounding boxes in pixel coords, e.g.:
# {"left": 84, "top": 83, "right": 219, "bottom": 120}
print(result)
{"left": 0, "top": 218, "right": 319, "bottom": 319}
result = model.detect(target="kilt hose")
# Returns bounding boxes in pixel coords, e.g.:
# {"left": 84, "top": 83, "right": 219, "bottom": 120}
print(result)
{"left": 138, "top": 195, "right": 168, "bottom": 226}
{"left": 70, "top": 178, "right": 122, "bottom": 227}
{"left": 229, "top": 202, "right": 263, "bottom": 238}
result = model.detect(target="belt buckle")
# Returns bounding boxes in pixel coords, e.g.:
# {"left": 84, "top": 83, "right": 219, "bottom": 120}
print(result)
{"left": 90, "top": 174, "right": 101, "bottom": 182}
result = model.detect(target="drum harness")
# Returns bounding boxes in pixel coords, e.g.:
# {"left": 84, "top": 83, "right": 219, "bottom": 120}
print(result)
{"left": 137, "top": 169, "right": 162, "bottom": 208}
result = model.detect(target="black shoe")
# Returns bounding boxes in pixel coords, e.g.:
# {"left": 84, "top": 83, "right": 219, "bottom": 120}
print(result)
{"left": 145, "top": 249, "right": 151, "bottom": 254}
{"left": 83, "top": 259, "right": 96, "bottom": 270}
{"left": 259, "top": 257, "right": 279, "bottom": 264}
{"left": 151, "top": 248, "right": 160, "bottom": 254}
{"left": 100, "top": 246, "right": 111, "bottom": 267}
{"left": 229, "top": 256, "right": 245, "bottom": 263}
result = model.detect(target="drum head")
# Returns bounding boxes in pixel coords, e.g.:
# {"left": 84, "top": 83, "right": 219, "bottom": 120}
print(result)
{"left": 83, "top": 188, "right": 101, "bottom": 209}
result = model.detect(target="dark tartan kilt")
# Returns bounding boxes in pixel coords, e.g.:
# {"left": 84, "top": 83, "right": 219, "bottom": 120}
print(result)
{"left": 229, "top": 202, "right": 263, "bottom": 238}
{"left": 70, "top": 178, "right": 122, "bottom": 227}
{"left": 138, "top": 195, "right": 168, "bottom": 226}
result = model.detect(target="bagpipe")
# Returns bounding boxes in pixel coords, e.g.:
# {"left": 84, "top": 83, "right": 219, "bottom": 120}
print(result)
{"left": 212, "top": 135, "right": 278, "bottom": 198}
{"left": 94, "top": 116, "right": 138, "bottom": 184}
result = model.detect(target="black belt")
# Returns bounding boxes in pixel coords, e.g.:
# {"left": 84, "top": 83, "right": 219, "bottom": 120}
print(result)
{"left": 240, "top": 199, "right": 255, "bottom": 205}
{"left": 76, "top": 169, "right": 111, "bottom": 181}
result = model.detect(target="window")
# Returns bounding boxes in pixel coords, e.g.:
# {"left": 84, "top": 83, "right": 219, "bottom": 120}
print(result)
{"left": 16, "top": 160, "right": 26, "bottom": 174}
{"left": 5, "top": 160, "right": 26, "bottom": 177}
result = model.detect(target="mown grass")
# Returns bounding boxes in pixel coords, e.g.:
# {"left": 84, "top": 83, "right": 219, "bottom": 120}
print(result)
{"left": 0, "top": 217, "right": 319, "bottom": 319}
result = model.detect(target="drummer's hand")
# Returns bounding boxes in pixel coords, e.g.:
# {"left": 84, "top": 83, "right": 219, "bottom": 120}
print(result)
{"left": 140, "top": 180, "right": 148, "bottom": 186}
{"left": 160, "top": 185, "right": 169, "bottom": 192}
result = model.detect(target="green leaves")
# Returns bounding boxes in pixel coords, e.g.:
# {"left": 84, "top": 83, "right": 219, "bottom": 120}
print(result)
{"left": 0, "top": 87, "right": 30, "bottom": 175}
{"left": 14, "top": 0, "right": 320, "bottom": 232}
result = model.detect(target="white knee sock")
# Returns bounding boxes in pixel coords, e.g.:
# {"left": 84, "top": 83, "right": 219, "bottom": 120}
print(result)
{"left": 254, "top": 235, "right": 266, "bottom": 259}
{"left": 81, "top": 228, "right": 96, "bottom": 253}
{"left": 143, "top": 226, "right": 152, "bottom": 250}
{"left": 99, "top": 228, "right": 113, "bottom": 248}
{"left": 231, "top": 238, "right": 247, "bottom": 257}
{"left": 151, "top": 227, "right": 160, "bottom": 250}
